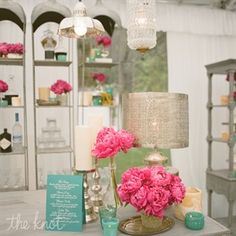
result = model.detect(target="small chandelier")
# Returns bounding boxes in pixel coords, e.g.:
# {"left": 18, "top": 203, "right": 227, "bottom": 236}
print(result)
{"left": 58, "top": 0, "right": 105, "bottom": 38}
{"left": 127, "top": 0, "right": 156, "bottom": 53}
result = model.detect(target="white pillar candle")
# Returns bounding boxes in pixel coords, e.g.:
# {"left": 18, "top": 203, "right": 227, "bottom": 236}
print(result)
{"left": 11, "top": 97, "right": 21, "bottom": 106}
{"left": 88, "top": 115, "right": 103, "bottom": 146}
{"left": 75, "top": 125, "right": 93, "bottom": 171}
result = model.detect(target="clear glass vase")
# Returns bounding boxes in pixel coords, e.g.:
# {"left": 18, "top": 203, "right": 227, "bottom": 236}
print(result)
{"left": 103, "top": 157, "right": 122, "bottom": 209}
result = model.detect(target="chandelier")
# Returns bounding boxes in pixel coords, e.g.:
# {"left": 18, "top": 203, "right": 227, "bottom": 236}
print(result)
{"left": 58, "top": 0, "right": 105, "bottom": 38}
{"left": 127, "top": 0, "right": 157, "bottom": 53}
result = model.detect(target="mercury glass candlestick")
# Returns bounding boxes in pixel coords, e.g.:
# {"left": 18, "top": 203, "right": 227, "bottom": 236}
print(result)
{"left": 74, "top": 168, "right": 97, "bottom": 223}
{"left": 91, "top": 158, "right": 103, "bottom": 213}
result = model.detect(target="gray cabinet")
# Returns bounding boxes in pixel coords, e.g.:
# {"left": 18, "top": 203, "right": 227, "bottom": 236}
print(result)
{"left": 206, "top": 59, "right": 236, "bottom": 229}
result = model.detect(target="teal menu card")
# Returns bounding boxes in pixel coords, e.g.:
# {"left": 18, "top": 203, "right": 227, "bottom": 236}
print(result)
{"left": 46, "top": 175, "right": 84, "bottom": 232}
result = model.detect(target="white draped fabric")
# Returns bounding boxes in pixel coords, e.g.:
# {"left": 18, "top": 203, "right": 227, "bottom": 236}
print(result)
{"left": 167, "top": 33, "right": 236, "bottom": 217}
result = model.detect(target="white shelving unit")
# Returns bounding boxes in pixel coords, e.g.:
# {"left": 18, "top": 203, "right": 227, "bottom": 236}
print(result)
{"left": 31, "top": 1, "right": 73, "bottom": 189}
{"left": 0, "top": 1, "right": 28, "bottom": 192}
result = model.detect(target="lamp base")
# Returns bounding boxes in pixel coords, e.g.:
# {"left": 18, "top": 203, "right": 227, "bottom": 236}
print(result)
{"left": 144, "top": 150, "right": 168, "bottom": 166}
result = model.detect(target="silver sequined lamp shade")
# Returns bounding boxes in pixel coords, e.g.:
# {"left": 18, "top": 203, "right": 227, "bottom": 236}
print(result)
{"left": 122, "top": 92, "right": 189, "bottom": 149}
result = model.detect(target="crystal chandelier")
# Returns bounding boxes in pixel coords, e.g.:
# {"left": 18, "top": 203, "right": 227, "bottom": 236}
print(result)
{"left": 127, "top": 0, "right": 157, "bottom": 53}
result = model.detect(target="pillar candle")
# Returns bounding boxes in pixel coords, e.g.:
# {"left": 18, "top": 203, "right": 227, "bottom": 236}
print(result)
{"left": 75, "top": 125, "right": 93, "bottom": 171}
{"left": 88, "top": 115, "right": 103, "bottom": 146}
{"left": 38, "top": 87, "right": 50, "bottom": 101}
{"left": 11, "top": 97, "right": 21, "bottom": 106}
{"left": 174, "top": 187, "right": 202, "bottom": 221}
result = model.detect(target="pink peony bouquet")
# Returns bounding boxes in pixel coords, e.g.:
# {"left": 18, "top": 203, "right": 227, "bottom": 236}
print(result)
{"left": 96, "top": 36, "right": 112, "bottom": 47}
{"left": 7, "top": 43, "right": 24, "bottom": 54}
{"left": 118, "top": 166, "right": 185, "bottom": 218}
{"left": 92, "top": 127, "right": 136, "bottom": 159}
{"left": 0, "top": 42, "right": 24, "bottom": 56}
{"left": 0, "top": 43, "right": 8, "bottom": 56}
{"left": 92, "top": 72, "right": 106, "bottom": 83}
{"left": 50, "top": 80, "right": 72, "bottom": 95}
{"left": 0, "top": 80, "right": 8, "bottom": 92}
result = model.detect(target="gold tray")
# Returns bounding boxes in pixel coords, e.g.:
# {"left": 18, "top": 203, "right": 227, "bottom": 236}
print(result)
{"left": 119, "top": 216, "right": 175, "bottom": 236}
{"left": 37, "top": 99, "right": 60, "bottom": 106}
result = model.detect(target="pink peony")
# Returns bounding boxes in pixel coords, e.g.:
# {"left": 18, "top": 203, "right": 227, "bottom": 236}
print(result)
{"left": 117, "top": 129, "right": 135, "bottom": 153}
{"left": 118, "top": 166, "right": 185, "bottom": 218}
{"left": 7, "top": 43, "right": 24, "bottom": 54}
{"left": 0, "top": 43, "right": 8, "bottom": 56}
{"left": 0, "top": 80, "right": 8, "bottom": 92}
{"left": 95, "top": 36, "right": 112, "bottom": 47}
{"left": 92, "top": 127, "right": 120, "bottom": 158}
{"left": 50, "top": 80, "right": 72, "bottom": 95}
{"left": 92, "top": 73, "right": 106, "bottom": 83}
{"left": 92, "top": 127, "right": 135, "bottom": 159}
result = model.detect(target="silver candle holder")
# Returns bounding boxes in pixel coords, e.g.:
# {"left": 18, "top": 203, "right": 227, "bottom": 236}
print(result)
{"left": 73, "top": 168, "right": 97, "bottom": 223}
{"left": 91, "top": 158, "right": 103, "bottom": 213}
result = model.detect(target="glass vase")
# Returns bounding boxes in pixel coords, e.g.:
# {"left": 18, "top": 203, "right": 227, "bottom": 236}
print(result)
{"left": 57, "top": 94, "right": 68, "bottom": 106}
{"left": 103, "top": 157, "right": 122, "bottom": 209}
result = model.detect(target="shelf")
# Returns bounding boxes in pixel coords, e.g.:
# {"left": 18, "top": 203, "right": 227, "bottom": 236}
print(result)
{"left": 207, "top": 169, "right": 236, "bottom": 181}
{"left": 37, "top": 146, "right": 73, "bottom": 154}
{"left": 78, "top": 105, "right": 118, "bottom": 108}
{"left": 34, "top": 60, "right": 72, "bottom": 67}
{"left": 212, "top": 104, "right": 228, "bottom": 108}
{"left": 36, "top": 105, "right": 73, "bottom": 108}
{"left": 0, "top": 106, "right": 24, "bottom": 109}
{"left": 0, "top": 186, "right": 27, "bottom": 192}
{"left": 0, "top": 58, "right": 23, "bottom": 66}
{"left": 211, "top": 137, "right": 229, "bottom": 143}
{"left": 0, "top": 147, "right": 26, "bottom": 156}
{"left": 205, "top": 59, "right": 236, "bottom": 74}
{"left": 79, "top": 62, "right": 118, "bottom": 68}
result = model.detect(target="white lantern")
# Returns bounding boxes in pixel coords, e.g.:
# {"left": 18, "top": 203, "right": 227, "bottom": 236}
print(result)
{"left": 127, "top": 0, "right": 157, "bottom": 53}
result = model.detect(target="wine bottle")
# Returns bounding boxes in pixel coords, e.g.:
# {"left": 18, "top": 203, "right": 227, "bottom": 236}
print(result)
{"left": 12, "top": 112, "right": 23, "bottom": 152}
{"left": 0, "top": 128, "right": 12, "bottom": 152}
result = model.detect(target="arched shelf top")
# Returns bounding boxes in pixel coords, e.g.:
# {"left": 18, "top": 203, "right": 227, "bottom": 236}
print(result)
{"left": 0, "top": 0, "right": 26, "bottom": 31}
{"left": 31, "top": 0, "right": 71, "bottom": 32}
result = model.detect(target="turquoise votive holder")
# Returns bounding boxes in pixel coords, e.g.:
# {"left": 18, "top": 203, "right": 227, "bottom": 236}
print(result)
{"left": 0, "top": 99, "right": 8, "bottom": 107}
{"left": 102, "top": 217, "right": 119, "bottom": 236}
{"left": 185, "top": 212, "right": 204, "bottom": 230}
{"left": 99, "top": 206, "right": 117, "bottom": 229}
{"left": 92, "top": 95, "right": 102, "bottom": 106}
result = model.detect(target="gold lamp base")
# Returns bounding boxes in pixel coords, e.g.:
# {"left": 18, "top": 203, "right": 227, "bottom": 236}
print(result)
{"left": 144, "top": 150, "right": 168, "bottom": 166}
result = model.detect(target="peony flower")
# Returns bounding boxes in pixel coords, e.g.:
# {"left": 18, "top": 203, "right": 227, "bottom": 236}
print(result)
{"left": 0, "top": 80, "right": 8, "bottom": 92}
{"left": 50, "top": 80, "right": 72, "bottom": 95}
{"left": 118, "top": 166, "right": 186, "bottom": 218}
{"left": 95, "top": 36, "right": 112, "bottom": 47}
{"left": 117, "top": 129, "right": 135, "bottom": 153}
{"left": 92, "top": 73, "right": 106, "bottom": 83}
{"left": 92, "top": 127, "right": 135, "bottom": 159}
{"left": 92, "top": 127, "right": 121, "bottom": 158}
{"left": 0, "top": 43, "right": 8, "bottom": 56}
{"left": 7, "top": 43, "right": 24, "bottom": 54}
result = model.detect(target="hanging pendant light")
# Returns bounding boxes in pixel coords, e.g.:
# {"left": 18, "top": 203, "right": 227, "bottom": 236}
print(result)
{"left": 58, "top": 0, "right": 105, "bottom": 38}
{"left": 127, "top": 0, "right": 157, "bottom": 53}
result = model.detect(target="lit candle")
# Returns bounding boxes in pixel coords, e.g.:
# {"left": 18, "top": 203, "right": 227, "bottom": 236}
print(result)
{"left": 75, "top": 125, "right": 93, "bottom": 171}
{"left": 88, "top": 115, "right": 103, "bottom": 146}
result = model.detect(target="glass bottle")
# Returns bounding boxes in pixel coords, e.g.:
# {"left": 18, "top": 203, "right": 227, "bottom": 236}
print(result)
{"left": 0, "top": 128, "right": 12, "bottom": 152}
{"left": 41, "top": 29, "right": 57, "bottom": 60}
{"left": 12, "top": 112, "right": 23, "bottom": 152}
{"left": 55, "top": 36, "right": 67, "bottom": 61}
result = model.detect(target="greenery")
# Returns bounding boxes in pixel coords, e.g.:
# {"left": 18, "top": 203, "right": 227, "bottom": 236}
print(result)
{"left": 99, "top": 148, "right": 170, "bottom": 183}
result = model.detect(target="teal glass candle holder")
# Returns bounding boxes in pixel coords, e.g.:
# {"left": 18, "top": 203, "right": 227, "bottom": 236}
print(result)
{"left": 92, "top": 95, "right": 102, "bottom": 106}
{"left": 185, "top": 211, "right": 204, "bottom": 230}
{"left": 99, "top": 206, "right": 117, "bottom": 229}
{"left": 0, "top": 99, "right": 8, "bottom": 107}
{"left": 102, "top": 217, "right": 119, "bottom": 236}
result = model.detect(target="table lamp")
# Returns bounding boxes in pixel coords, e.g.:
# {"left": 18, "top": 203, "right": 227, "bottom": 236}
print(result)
{"left": 122, "top": 92, "right": 189, "bottom": 166}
